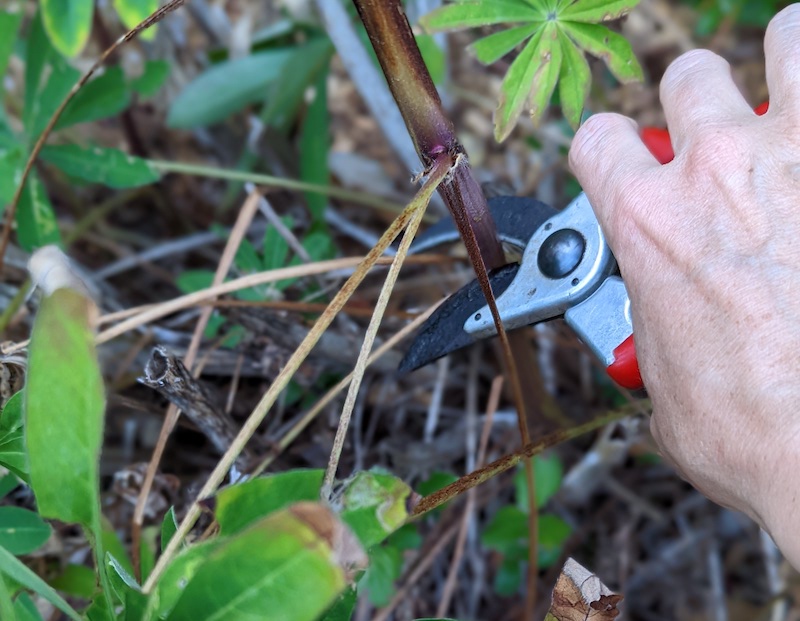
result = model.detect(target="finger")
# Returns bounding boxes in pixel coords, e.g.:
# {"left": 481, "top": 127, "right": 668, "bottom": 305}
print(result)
{"left": 659, "top": 49, "right": 753, "bottom": 152}
{"left": 569, "top": 113, "right": 659, "bottom": 243}
{"left": 765, "top": 4, "right": 800, "bottom": 112}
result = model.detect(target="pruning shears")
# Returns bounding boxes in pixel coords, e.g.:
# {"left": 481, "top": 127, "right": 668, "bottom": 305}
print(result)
{"left": 399, "top": 102, "right": 770, "bottom": 390}
{"left": 399, "top": 192, "right": 643, "bottom": 389}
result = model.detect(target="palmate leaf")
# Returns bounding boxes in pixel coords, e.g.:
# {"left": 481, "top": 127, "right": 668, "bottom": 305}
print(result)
{"left": 420, "top": 0, "right": 642, "bottom": 136}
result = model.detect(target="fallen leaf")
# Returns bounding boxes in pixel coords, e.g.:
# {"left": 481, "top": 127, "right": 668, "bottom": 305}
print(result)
{"left": 546, "top": 558, "right": 623, "bottom": 621}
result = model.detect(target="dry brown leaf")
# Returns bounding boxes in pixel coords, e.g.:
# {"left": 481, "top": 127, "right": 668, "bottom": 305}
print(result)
{"left": 546, "top": 558, "right": 623, "bottom": 621}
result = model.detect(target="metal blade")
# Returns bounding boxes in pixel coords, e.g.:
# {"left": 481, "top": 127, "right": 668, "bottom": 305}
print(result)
{"left": 399, "top": 263, "right": 520, "bottom": 373}
{"left": 409, "top": 195, "right": 557, "bottom": 254}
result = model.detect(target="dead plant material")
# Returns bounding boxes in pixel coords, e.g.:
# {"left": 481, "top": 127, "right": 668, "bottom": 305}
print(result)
{"left": 138, "top": 346, "right": 252, "bottom": 468}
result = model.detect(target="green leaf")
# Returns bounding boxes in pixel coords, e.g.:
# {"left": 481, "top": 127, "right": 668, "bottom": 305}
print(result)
{"left": 557, "top": 0, "right": 640, "bottom": 23}
{"left": 0, "top": 507, "right": 51, "bottom": 555}
{"left": 339, "top": 471, "right": 411, "bottom": 550}
{"left": 25, "top": 287, "right": 104, "bottom": 526}
{"left": 50, "top": 564, "right": 98, "bottom": 600}
{"left": 513, "top": 454, "right": 564, "bottom": 511}
{"left": 528, "top": 23, "right": 562, "bottom": 127}
{"left": 40, "top": 0, "right": 93, "bottom": 58}
{"left": 481, "top": 506, "right": 528, "bottom": 555}
{"left": 0, "top": 569, "right": 14, "bottom": 621}
{"left": 176, "top": 270, "right": 215, "bottom": 294}
{"left": 300, "top": 72, "right": 330, "bottom": 224}
{"left": 421, "top": 0, "right": 544, "bottom": 32}
{"left": 363, "top": 545, "right": 401, "bottom": 606}
{"left": 262, "top": 218, "right": 291, "bottom": 274}
{"left": 538, "top": 514, "right": 571, "bottom": 569}
{"left": 319, "top": 587, "right": 357, "bottom": 621}
{"left": 165, "top": 504, "right": 363, "bottom": 621}
{"left": 139, "top": 526, "right": 157, "bottom": 582}
{"left": 215, "top": 469, "right": 324, "bottom": 536}
{"left": 113, "top": 0, "right": 160, "bottom": 40}
{"left": 161, "top": 506, "right": 179, "bottom": 552}
{"left": 40, "top": 145, "right": 160, "bottom": 189}
{"left": 0, "top": 9, "right": 22, "bottom": 81}
{"left": 0, "top": 475, "right": 20, "bottom": 500}
{"left": 143, "top": 539, "right": 222, "bottom": 620}
{"left": 56, "top": 67, "right": 131, "bottom": 130}
{"left": 106, "top": 553, "right": 147, "bottom": 620}
{"left": 559, "top": 21, "right": 643, "bottom": 82}
{"left": 416, "top": 34, "right": 446, "bottom": 85}
{"left": 0, "top": 392, "right": 22, "bottom": 436}
{"left": 129, "top": 60, "right": 170, "bottom": 98}
{"left": 0, "top": 545, "right": 81, "bottom": 621}
{"left": 494, "top": 557, "right": 522, "bottom": 596}
{"left": 557, "top": 29, "right": 591, "bottom": 128}
{"left": 167, "top": 48, "right": 296, "bottom": 128}
{"left": 494, "top": 28, "right": 544, "bottom": 141}
{"left": 233, "top": 238, "right": 262, "bottom": 275}
{"left": 16, "top": 171, "right": 61, "bottom": 252}
{"left": 470, "top": 23, "right": 539, "bottom": 64}
{"left": 14, "top": 592, "right": 44, "bottom": 621}
{"left": 261, "top": 37, "right": 333, "bottom": 130}
{"left": 24, "top": 13, "right": 80, "bottom": 139}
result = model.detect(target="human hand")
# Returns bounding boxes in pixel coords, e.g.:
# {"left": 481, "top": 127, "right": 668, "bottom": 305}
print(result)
{"left": 569, "top": 5, "right": 800, "bottom": 566}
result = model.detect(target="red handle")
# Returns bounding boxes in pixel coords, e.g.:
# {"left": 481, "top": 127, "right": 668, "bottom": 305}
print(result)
{"left": 641, "top": 101, "right": 768, "bottom": 163}
{"left": 607, "top": 334, "right": 642, "bottom": 390}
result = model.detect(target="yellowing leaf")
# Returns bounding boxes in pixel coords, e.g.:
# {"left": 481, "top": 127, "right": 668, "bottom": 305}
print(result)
{"left": 165, "top": 503, "right": 366, "bottom": 621}
{"left": 25, "top": 275, "right": 103, "bottom": 526}
{"left": 113, "top": 0, "right": 160, "bottom": 41}
{"left": 40, "top": 0, "right": 93, "bottom": 58}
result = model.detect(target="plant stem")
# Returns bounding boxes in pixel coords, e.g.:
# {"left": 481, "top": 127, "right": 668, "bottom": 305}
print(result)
{"left": 148, "top": 160, "right": 411, "bottom": 217}
{"left": 351, "top": 0, "right": 504, "bottom": 268}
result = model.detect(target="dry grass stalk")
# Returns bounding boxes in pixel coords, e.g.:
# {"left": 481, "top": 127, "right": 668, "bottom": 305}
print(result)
{"left": 142, "top": 157, "right": 451, "bottom": 592}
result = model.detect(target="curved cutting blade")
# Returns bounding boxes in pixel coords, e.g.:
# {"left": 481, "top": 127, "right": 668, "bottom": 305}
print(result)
{"left": 399, "top": 263, "right": 520, "bottom": 373}
{"left": 409, "top": 195, "right": 557, "bottom": 254}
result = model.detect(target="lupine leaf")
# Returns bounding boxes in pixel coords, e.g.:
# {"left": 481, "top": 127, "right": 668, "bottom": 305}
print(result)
{"left": 557, "top": 0, "right": 639, "bottom": 22}
{"left": 527, "top": 23, "right": 563, "bottom": 128}
{"left": 421, "top": 0, "right": 545, "bottom": 32}
{"left": 559, "top": 21, "right": 643, "bottom": 82}
{"left": 557, "top": 29, "right": 592, "bottom": 128}
{"left": 471, "top": 23, "right": 539, "bottom": 65}
{"left": 495, "top": 29, "right": 544, "bottom": 141}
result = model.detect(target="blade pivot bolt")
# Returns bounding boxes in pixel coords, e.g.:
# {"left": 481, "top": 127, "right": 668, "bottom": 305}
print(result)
{"left": 537, "top": 228, "right": 586, "bottom": 279}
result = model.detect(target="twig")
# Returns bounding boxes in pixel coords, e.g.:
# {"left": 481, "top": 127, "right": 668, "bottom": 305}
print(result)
{"left": 142, "top": 159, "right": 448, "bottom": 593}
{"left": 248, "top": 298, "right": 444, "bottom": 478}
{"left": 0, "top": 0, "right": 188, "bottom": 273}
{"left": 320, "top": 156, "right": 437, "bottom": 497}
{"left": 130, "top": 190, "right": 260, "bottom": 578}
{"left": 423, "top": 356, "right": 450, "bottom": 444}
{"left": 436, "top": 375, "right": 503, "bottom": 618}
{"left": 150, "top": 159, "right": 410, "bottom": 217}
{"left": 411, "top": 402, "right": 644, "bottom": 517}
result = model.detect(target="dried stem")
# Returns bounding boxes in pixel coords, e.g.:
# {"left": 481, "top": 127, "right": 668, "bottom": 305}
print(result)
{"left": 321, "top": 156, "right": 438, "bottom": 497}
{"left": 142, "top": 158, "right": 449, "bottom": 593}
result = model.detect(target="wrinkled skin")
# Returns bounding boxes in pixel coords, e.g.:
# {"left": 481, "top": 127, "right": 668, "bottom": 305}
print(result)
{"left": 570, "top": 5, "right": 800, "bottom": 567}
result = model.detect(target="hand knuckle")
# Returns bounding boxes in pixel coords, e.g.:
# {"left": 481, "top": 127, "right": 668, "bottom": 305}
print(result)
{"left": 570, "top": 113, "right": 629, "bottom": 171}
{"left": 661, "top": 49, "right": 728, "bottom": 98}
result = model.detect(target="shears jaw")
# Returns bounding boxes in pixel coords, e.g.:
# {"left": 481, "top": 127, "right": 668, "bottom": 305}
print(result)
{"left": 463, "top": 193, "right": 616, "bottom": 339}
{"left": 397, "top": 263, "right": 520, "bottom": 373}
